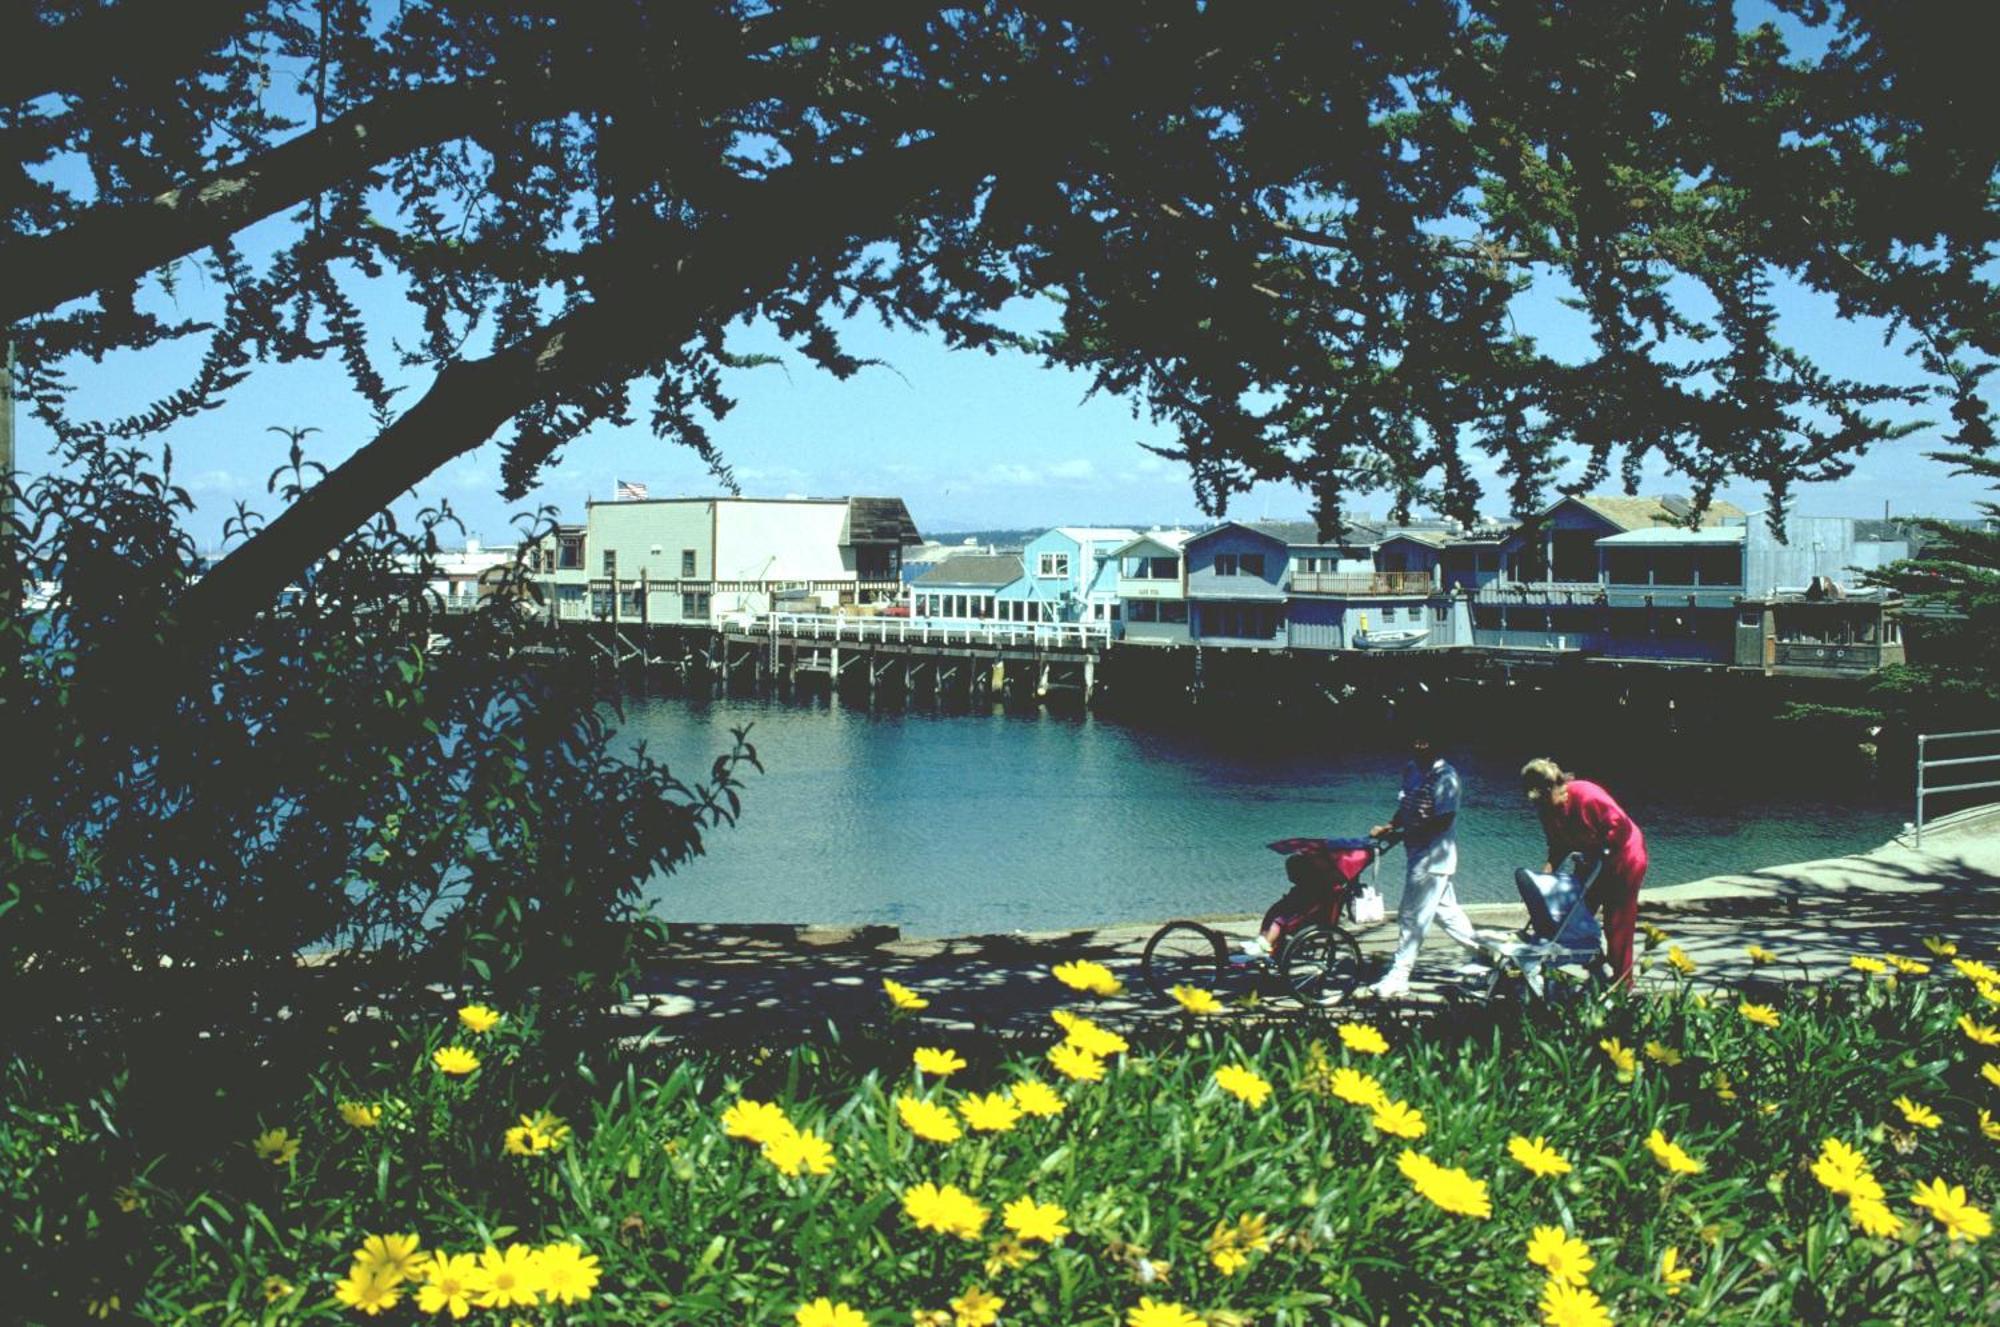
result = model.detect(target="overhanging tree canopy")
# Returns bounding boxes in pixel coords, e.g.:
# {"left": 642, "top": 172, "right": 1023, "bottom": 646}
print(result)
{"left": 5, "top": 0, "right": 1997, "bottom": 666}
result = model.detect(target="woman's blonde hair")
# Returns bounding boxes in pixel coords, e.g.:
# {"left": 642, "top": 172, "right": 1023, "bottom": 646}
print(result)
{"left": 1520, "top": 758, "right": 1571, "bottom": 794}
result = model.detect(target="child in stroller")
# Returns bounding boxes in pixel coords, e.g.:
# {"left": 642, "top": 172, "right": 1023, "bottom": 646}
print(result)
{"left": 1469, "top": 851, "right": 1608, "bottom": 999}
{"left": 1237, "top": 834, "right": 1389, "bottom": 961}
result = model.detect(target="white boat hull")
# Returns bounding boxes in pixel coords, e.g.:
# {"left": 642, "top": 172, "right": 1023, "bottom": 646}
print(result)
{"left": 1354, "top": 628, "right": 1429, "bottom": 650}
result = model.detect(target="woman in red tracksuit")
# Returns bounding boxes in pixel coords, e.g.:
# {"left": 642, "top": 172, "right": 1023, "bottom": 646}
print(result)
{"left": 1522, "top": 759, "right": 1647, "bottom": 986}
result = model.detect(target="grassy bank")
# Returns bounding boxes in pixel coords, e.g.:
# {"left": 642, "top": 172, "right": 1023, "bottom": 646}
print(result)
{"left": 7, "top": 937, "right": 2000, "bottom": 1324}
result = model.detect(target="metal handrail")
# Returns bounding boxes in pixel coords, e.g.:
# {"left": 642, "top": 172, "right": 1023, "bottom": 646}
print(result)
{"left": 1915, "top": 728, "right": 2000, "bottom": 846}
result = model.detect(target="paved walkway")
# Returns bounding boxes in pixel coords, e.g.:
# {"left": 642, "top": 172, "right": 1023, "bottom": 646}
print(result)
{"left": 625, "top": 810, "right": 2000, "bottom": 1041}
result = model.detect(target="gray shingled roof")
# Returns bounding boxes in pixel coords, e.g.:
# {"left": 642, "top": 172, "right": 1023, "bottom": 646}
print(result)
{"left": 1250, "top": 518, "right": 1386, "bottom": 547}
{"left": 912, "top": 554, "right": 1023, "bottom": 587}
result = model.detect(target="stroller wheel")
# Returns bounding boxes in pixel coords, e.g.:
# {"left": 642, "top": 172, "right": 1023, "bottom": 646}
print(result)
{"left": 1277, "top": 924, "right": 1364, "bottom": 1008}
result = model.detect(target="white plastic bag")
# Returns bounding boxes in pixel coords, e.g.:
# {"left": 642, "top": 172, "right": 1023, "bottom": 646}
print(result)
{"left": 1347, "top": 885, "right": 1386, "bottom": 925}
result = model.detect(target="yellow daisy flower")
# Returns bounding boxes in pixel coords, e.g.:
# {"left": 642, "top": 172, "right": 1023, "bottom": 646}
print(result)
{"left": 959, "top": 1091, "right": 1023, "bottom": 1134}
{"left": 903, "top": 1181, "right": 989, "bottom": 1240}
{"left": 1849, "top": 1195, "right": 1904, "bottom": 1238}
{"left": 1368, "top": 1098, "right": 1427, "bottom": 1139}
{"left": 795, "top": 1297, "right": 868, "bottom": 1327}
{"left": 1047, "top": 1041, "right": 1106, "bottom": 1083}
{"left": 1214, "top": 1064, "right": 1273, "bottom": 1108}
{"left": 1850, "top": 955, "right": 1889, "bottom": 975}
{"left": 351, "top": 1233, "right": 424, "bottom": 1284}
{"left": 457, "top": 1004, "right": 502, "bottom": 1034}
{"left": 1525, "top": 1225, "right": 1594, "bottom": 1287}
{"left": 333, "top": 1267, "right": 401, "bottom": 1316}
{"left": 898, "top": 1094, "right": 964, "bottom": 1144}
{"left": 1959, "top": 1015, "right": 2000, "bottom": 1047}
{"left": 950, "top": 1286, "right": 1004, "bottom": 1327}
{"left": 1739, "top": 1001, "right": 1781, "bottom": 1029}
{"left": 1001, "top": 1195, "right": 1070, "bottom": 1243}
{"left": 1892, "top": 1095, "right": 1942, "bottom": 1130}
{"left": 1125, "top": 1298, "right": 1204, "bottom": 1327}
{"left": 252, "top": 1128, "right": 299, "bottom": 1166}
{"left": 417, "top": 1252, "right": 478, "bottom": 1319}
{"left": 1007, "top": 1079, "right": 1066, "bottom": 1117}
{"left": 466, "top": 1243, "right": 543, "bottom": 1309}
{"left": 1168, "top": 984, "right": 1224, "bottom": 1016}
{"left": 1329, "top": 1067, "right": 1387, "bottom": 1109}
{"left": 1645, "top": 1128, "right": 1704, "bottom": 1175}
{"left": 1507, "top": 1135, "right": 1572, "bottom": 1178}
{"left": 1051, "top": 1010, "right": 1129, "bottom": 1057}
{"left": 1661, "top": 1245, "right": 1692, "bottom": 1295}
{"left": 763, "top": 1125, "right": 835, "bottom": 1177}
{"left": 1538, "top": 1278, "right": 1612, "bottom": 1327}
{"left": 1911, "top": 1178, "right": 1992, "bottom": 1242}
{"left": 1747, "top": 945, "right": 1777, "bottom": 965}
{"left": 536, "top": 1241, "right": 601, "bottom": 1304}
{"left": 1925, "top": 936, "right": 1959, "bottom": 958}
{"left": 432, "top": 1045, "right": 480, "bottom": 1076}
{"left": 1050, "top": 959, "right": 1123, "bottom": 997}
{"left": 883, "top": 978, "right": 929, "bottom": 1011}
{"left": 914, "top": 1046, "right": 968, "bottom": 1077}
{"left": 1396, "top": 1148, "right": 1492, "bottom": 1218}
{"left": 1643, "top": 1040, "right": 1684, "bottom": 1066}
{"left": 1598, "top": 1037, "right": 1636, "bottom": 1075}
{"left": 722, "top": 1099, "right": 791, "bottom": 1145}
{"left": 337, "top": 1101, "right": 382, "bottom": 1130}
{"left": 1338, "top": 1022, "right": 1390, "bottom": 1055}
{"left": 1665, "top": 945, "right": 1698, "bottom": 975}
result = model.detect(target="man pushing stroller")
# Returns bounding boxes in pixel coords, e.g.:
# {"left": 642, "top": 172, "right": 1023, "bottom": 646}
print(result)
{"left": 1365, "top": 713, "right": 1483, "bottom": 998}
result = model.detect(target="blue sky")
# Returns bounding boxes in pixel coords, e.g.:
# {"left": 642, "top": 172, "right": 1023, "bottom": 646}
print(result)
{"left": 18, "top": 257, "right": 1973, "bottom": 550}
{"left": 14, "top": 2, "right": 1984, "bottom": 548}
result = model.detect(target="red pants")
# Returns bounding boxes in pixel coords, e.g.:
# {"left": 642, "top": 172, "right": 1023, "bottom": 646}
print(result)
{"left": 1589, "top": 863, "right": 1646, "bottom": 986}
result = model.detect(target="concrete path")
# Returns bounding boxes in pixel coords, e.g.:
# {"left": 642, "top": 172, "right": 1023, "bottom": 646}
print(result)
{"left": 625, "top": 809, "right": 2000, "bottom": 1041}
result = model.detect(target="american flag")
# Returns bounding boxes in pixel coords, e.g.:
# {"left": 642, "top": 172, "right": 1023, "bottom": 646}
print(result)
{"left": 614, "top": 479, "right": 648, "bottom": 501}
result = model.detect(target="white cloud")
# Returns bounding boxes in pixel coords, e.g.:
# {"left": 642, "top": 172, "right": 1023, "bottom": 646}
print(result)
{"left": 1046, "top": 458, "right": 1097, "bottom": 481}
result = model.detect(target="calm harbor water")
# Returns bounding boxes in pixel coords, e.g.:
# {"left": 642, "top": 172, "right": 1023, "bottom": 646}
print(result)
{"left": 614, "top": 692, "right": 1905, "bottom": 938}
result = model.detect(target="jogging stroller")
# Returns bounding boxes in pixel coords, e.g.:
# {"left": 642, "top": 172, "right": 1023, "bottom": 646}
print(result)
{"left": 1263, "top": 834, "right": 1390, "bottom": 937}
{"left": 1468, "top": 851, "right": 1611, "bottom": 1002}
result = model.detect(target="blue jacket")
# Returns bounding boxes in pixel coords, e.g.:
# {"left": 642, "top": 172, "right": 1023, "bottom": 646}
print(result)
{"left": 1391, "top": 758, "right": 1461, "bottom": 857}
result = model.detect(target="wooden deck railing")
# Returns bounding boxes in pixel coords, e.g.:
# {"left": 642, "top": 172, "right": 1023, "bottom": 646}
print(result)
{"left": 737, "top": 612, "right": 1112, "bottom": 650}
{"left": 1288, "top": 570, "right": 1435, "bottom": 595}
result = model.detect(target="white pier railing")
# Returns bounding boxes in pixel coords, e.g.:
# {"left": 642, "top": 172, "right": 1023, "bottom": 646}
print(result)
{"left": 740, "top": 612, "right": 1112, "bottom": 650}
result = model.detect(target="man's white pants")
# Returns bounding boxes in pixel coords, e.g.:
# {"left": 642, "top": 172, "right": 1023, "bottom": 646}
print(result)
{"left": 1385, "top": 847, "right": 1479, "bottom": 980}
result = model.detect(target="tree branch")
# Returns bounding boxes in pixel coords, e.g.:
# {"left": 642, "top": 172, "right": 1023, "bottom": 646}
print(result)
{"left": 0, "top": 0, "right": 262, "bottom": 107}
{"left": 2, "top": 75, "right": 571, "bottom": 324}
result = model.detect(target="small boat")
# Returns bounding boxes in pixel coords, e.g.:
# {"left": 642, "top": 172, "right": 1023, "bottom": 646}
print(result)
{"left": 1355, "top": 627, "right": 1429, "bottom": 650}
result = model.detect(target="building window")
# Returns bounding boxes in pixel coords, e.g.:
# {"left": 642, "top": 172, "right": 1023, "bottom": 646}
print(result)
{"left": 603, "top": 549, "right": 617, "bottom": 577}
{"left": 682, "top": 591, "right": 711, "bottom": 619}
{"left": 1160, "top": 601, "right": 1188, "bottom": 623}
{"left": 619, "top": 586, "right": 643, "bottom": 617}
{"left": 1695, "top": 546, "right": 1743, "bottom": 586}
{"left": 1214, "top": 553, "right": 1239, "bottom": 576}
{"left": 558, "top": 536, "right": 583, "bottom": 569}
{"left": 1240, "top": 553, "right": 1266, "bottom": 578}
{"left": 1037, "top": 552, "right": 1070, "bottom": 578}
{"left": 681, "top": 548, "right": 697, "bottom": 577}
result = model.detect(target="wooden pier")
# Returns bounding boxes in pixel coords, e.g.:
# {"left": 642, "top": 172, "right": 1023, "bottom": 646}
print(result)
{"left": 716, "top": 612, "right": 1111, "bottom": 704}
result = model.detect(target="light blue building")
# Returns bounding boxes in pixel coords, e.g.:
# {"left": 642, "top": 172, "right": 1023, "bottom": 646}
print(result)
{"left": 993, "top": 526, "right": 1137, "bottom": 624}
{"left": 1184, "top": 523, "right": 1288, "bottom": 645}
{"left": 1113, "top": 530, "right": 1194, "bottom": 645}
